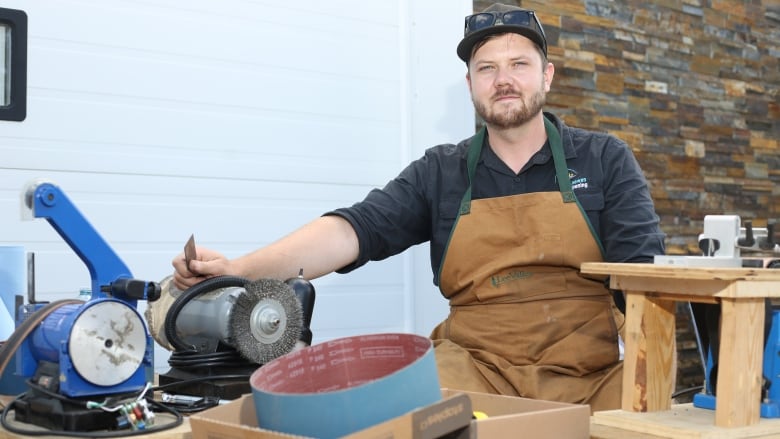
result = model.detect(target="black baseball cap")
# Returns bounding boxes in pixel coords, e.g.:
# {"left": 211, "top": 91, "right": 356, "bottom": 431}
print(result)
{"left": 456, "top": 3, "right": 548, "bottom": 63}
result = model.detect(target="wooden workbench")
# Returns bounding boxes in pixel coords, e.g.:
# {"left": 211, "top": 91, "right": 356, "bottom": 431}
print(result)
{"left": 0, "top": 413, "right": 693, "bottom": 439}
{"left": 3, "top": 396, "right": 777, "bottom": 438}
{"left": 581, "top": 262, "right": 780, "bottom": 438}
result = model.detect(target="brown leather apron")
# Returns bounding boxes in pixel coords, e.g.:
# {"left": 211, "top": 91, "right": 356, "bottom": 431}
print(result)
{"left": 430, "top": 117, "right": 624, "bottom": 412}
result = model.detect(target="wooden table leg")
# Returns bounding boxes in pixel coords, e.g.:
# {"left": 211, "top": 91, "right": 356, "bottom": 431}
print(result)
{"left": 622, "top": 292, "right": 677, "bottom": 412}
{"left": 714, "top": 296, "right": 764, "bottom": 427}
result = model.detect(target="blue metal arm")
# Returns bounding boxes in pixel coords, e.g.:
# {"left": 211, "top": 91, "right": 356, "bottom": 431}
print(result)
{"left": 25, "top": 181, "right": 158, "bottom": 306}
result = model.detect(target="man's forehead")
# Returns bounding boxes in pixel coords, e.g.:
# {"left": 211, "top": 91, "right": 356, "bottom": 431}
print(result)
{"left": 472, "top": 33, "right": 538, "bottom": 60}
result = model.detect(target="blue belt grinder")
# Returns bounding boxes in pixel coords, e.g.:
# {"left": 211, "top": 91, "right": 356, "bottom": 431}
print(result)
{"left": 654, "top": 215, "right": 780, "bottom": 417}
{"left": 693, "top": 301, "right": 780, "bottom": 417}
{"left": 2, "top": 180, "right": 161, "bottom": 432}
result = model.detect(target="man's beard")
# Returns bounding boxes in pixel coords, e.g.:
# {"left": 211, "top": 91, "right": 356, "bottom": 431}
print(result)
{"left": 473, "top": 86, "right": 546, "bottom": 129}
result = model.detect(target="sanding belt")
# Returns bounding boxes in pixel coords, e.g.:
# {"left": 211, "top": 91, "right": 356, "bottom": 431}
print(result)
{"left": 250, "top": 333, "right": 442, "bottom": 439}
{"left": 0, "top": 299, "right": 82, "bottom": 386}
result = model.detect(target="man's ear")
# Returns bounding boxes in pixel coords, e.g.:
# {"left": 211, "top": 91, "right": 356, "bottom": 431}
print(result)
{"left": 543, "top": 62, "right": 554, "bottom": 91}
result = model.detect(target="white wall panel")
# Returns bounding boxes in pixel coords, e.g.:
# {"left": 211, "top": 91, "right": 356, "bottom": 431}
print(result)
{"left": 0, "top": 0, "right": 474, "bottom": 373}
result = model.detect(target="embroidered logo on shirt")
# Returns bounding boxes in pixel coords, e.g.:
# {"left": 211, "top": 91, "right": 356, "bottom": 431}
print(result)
{"left": 568, "top": 168, "right": 589, "bottom": 190}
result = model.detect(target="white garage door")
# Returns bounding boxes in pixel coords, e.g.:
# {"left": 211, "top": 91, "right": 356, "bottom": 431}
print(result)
{"left": 0, "top": 0, "right": 474, "bottom": 372}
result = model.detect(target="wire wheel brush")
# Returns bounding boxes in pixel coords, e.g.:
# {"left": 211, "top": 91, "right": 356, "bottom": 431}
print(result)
{"left": 228, "top": 278, "right": 303, "bottom": 364}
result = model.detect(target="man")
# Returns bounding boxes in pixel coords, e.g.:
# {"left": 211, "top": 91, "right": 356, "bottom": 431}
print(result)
{"left": 171, "top": 3, "right": 665, "bottom": 412}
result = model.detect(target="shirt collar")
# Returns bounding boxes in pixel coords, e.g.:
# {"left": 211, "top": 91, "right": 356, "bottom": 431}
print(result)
{"left": 477, "top": 113, "right": 576, "bottom": 175}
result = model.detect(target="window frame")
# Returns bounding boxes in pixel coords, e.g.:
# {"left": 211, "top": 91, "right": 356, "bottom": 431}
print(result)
{"left": 0, "top": 7, "right": 27, "bottom": 122}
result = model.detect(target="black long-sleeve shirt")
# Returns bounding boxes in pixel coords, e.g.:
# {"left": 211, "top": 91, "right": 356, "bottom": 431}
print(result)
{"left": 327, "top": 112, "right": 666, "bottom": 286}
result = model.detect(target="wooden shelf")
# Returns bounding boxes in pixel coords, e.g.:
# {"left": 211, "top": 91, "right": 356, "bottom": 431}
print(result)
{"left": 593, "top": 404, "right": 780, "bottom": 439}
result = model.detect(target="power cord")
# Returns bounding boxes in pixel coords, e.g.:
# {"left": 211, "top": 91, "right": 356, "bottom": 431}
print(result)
{"left": 152, "top": 374, "right": 251, "bottom": 414}
{"left": 167, "top": 348, "right": 253, "bottom": 369}
{"left": 1, "top": 382, "right": 184, "bottom": 437}
{"left": 153, "top": 373, "right": 252, "bottom": 393}
{"left": 159, "top": 393, "right": 224, "bottom": 414}
{"left": 671, "top": 385, "right": 704, "bottom": 400}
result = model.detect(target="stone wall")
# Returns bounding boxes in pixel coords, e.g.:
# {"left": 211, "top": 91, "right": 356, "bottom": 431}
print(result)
{"left": 473, "top": 0, "right": 780, "bottom": 254}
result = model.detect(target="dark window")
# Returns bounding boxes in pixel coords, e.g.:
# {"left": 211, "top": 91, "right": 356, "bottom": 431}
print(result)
{"left": 0, "top": 7, "right": 26, "bottom": 122}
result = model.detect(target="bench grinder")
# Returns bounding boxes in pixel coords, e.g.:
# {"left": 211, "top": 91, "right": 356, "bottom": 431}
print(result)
{"left": 146, "top": 270, "right": 315, "bottom": 400}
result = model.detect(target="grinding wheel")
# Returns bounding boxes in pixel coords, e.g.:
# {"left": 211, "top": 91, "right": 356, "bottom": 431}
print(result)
{"left": 227, "top": 278, "right": 303, "bottom": 364}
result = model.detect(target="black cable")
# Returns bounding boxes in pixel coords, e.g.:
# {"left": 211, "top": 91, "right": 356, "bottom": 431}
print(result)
{"left": 167, "top": 348, "right": 254, "bottom": 369}
{"left": 158, "top": 396, "right": 223, "bottom": 414}
{"left": 153, "top": 374, "right": 252, "bottom": 393}
{"left": 672, "top": 385, "right": 704, "bottom": 399}
{"left": 1, "top": 390, "right": 184, "bottom": 438}
{"left": 24, "top": 379, "right": 89, "bottom": 407}
{"left": 163, "top": 275, "right": 249, "bottom": 352}
{"left": 685, "top": 302, "right": 708, "bottom": 380}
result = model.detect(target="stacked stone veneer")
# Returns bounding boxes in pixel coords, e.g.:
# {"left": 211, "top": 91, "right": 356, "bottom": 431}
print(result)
{"left": 473, "top": 0, "right": 780, "bottom": 254}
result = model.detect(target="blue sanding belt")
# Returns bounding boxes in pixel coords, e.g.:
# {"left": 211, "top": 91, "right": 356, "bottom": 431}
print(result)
{"left": 251, "top": 333, "right": 441, "bottom": 438}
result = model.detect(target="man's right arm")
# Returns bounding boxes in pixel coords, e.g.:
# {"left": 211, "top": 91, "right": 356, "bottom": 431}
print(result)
{"left": 172, "top": 215, "right": 359, "bottom": 290}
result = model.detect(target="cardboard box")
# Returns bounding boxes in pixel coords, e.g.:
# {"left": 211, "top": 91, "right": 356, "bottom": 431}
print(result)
{"left": 189, "top": 392, "right": 472, "bottom": 439}
{"left": 441, "top": 389, "right": 590, "bottom": 439}
{"left": 189, "top": 389, "right": 589, "bottom": 439}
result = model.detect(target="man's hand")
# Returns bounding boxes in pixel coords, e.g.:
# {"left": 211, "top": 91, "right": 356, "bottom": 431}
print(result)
{"left": 172, "top": 246, "right": 233, "bottom": 290}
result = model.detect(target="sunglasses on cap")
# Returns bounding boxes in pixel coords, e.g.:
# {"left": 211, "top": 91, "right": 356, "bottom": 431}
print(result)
{"left": 464, "top": 10, "right": 547, "bottom": 55}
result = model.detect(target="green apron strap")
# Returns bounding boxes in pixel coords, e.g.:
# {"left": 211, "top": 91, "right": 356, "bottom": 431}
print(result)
{"left": 459, "top": 127, "right": 486, "bottom": 215}
{"left": 544, "top": 116, "right": 575, "bottom": 203}
{"left": 544, "top": 116, "right": 606, "bottom": 257}
{"left": 438, "top": 129, "right": 483, "bottom": 283}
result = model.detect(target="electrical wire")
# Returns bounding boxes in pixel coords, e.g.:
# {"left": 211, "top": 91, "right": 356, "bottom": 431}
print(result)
{"left": 0, "top": 385, "right": 184, "bottom": 437}
{"left": 685, "top": 302, "right": 708, "bottom": 379}
{"left": 158, "top": 394, "right": 224, "bottom": 414}
{"left": 153, "top": 374, "right": 252, "bottom": 393}
{"left": 672, "top": 385, "right": 704, "bottom": 400}
{"left": 150, "top": 374, "right": 253, "bottom": 414}
{"left": 167, "top": 349, "right": 250, "bottom": 369}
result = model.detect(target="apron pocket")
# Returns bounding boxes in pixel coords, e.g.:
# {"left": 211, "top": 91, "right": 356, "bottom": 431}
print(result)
{"left": 540, "top": 298, "right": 620, "bottom": 373}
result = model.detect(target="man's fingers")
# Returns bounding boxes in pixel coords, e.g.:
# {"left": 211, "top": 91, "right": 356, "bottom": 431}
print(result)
{"left": 186, "top": 258, "right": 202, "bottom": 275}
{"left": 173, "top": 272, "right": 207, "bottom": 290}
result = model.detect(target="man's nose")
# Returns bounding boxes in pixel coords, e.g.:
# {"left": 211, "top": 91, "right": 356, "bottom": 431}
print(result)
{"left": 494, "top": 66, "right": 512, "bottom": 86}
